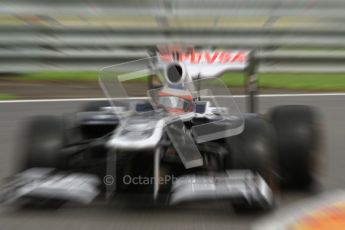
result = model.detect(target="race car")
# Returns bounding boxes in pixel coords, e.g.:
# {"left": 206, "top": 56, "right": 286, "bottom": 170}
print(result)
{"left": 0, "top": 48, "right": 322, "bottom": 212}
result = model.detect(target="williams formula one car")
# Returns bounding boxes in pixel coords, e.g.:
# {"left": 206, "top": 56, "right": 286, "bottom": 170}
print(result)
{"left": 0, "top": 48, "right": 322, "bottom": 211}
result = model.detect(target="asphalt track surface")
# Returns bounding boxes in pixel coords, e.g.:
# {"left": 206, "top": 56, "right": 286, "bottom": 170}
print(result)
{"left": 0, "top": 94, "right": 343, "bottom": 230}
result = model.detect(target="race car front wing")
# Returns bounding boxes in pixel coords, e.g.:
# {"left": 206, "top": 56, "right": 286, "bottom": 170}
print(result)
{"left": 0, "top": 169, "right": 272, "bottom": 207}
{"left": 170, "top": 170, "right": 273, "bottom": 207}
{"left": 0, "top": 168, "right": 100, "bottom": 205}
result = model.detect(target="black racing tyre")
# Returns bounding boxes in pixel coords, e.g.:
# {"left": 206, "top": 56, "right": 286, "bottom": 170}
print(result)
{"left": 17, "top": 116, "right": 68, "bottom": 209}
{"left": 19, "top": 116, "right": 66, "bottom": 171}
{"left": 226, "top": 117, "right": 279, "bottom": 212}
{"left": 269, "top": 105, "right": 322, "bottom": 190}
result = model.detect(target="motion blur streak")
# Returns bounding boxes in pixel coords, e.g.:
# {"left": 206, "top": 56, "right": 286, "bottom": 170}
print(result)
{"left": 0, "top": 0, "right": 345, "bottom": 72}
{"left": 0, "top": 0, "right": 344, "bottom": 230}
{"left": 0, "top": 94, "right": 342, "bottom": 229}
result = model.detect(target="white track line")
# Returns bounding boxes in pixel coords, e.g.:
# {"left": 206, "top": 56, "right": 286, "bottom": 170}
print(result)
{"left": 1, "top": 93, "right": 345, "bottom": 103}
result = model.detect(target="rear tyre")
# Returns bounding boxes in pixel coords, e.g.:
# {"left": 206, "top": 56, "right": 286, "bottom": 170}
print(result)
{"left": 269, "top": 105, "right": 322, "bottom": 190}
{"left": 226, "top": 116, "right": 278, "bottom": 212}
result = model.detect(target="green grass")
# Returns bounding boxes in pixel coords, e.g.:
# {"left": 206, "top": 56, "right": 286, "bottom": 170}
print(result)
{"left": 15, "top": 72, "right": 99, "bottom": 81}
{"left": 12, "top": 72, "right": 149, "bottom": 82}
{"left": 0, "top": 94, "right": 19, "bottom": 100}
{"left": 221, "top": 73, "right": 345, "bottom": 91}
{"left": 7, "top": 72, "right": 345, "bottom": 91}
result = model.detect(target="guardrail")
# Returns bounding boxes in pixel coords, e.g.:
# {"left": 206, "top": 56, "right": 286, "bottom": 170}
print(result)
{"left": 1, "top": 26, "right": 345, "bottom": 49}
{"left": 1, "top": 49, "right": 345, "bottom": 73}
{"left": 1, "top": 0, "right": 345, "bottom": 73}
{"left": 2, "top": 0, "right": 345, "bottom": 18}
{"left": 0, "top": 26, "right": 345, "bottom": 73}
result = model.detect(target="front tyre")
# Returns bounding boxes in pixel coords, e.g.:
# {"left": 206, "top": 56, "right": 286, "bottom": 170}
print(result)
{"left": 225, "top": 117, "right": 279, "bottom": 212}
{"left": 269, "top": 105, "right": 322, "bottom": 190}
{"left": 17, "top": 116, "right": 67, "bottom": 209}
{"left": 19, "top": 116, "right": 66, "bottom": 170}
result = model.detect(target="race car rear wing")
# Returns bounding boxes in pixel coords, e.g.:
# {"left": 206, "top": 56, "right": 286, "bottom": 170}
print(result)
{"left": 154, "top": 47, "right": 258, "bottom": 113}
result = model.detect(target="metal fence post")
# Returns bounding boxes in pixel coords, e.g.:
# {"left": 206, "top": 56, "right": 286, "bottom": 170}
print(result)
{"left": 245, "top": 51, "right": 258, "bottom": 113}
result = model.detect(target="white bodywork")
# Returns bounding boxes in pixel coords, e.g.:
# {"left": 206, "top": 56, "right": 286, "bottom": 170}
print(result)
{"left": 157, "top": 49, "right": 251, "bottom": 79}
{"left": 0, "top": 168, "right": 100, "bottom": 204}
{"left": 106, "top": 111, "right": 195, "bottom": 150}
{"left": 170, "top": 170, "right": 273, "bottom": 206}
